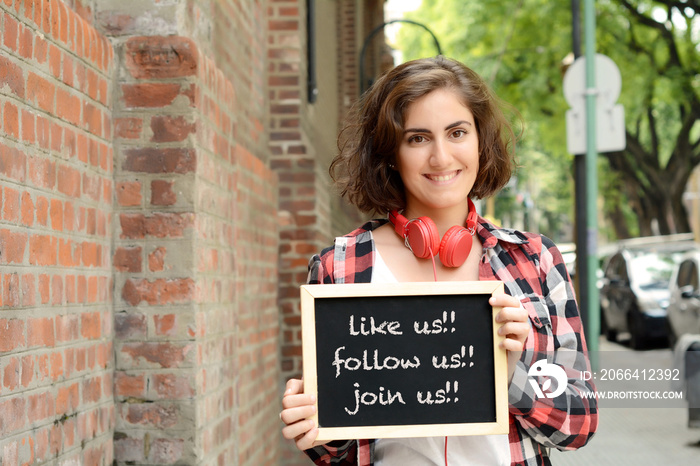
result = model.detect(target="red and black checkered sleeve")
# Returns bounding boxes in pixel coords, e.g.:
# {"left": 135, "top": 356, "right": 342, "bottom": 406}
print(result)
{"left": 508, "top": 235, "right": 598, "bottom": 452}
{"left": 304, "top": 250, "right": 362, "bottom": 465}
{"left": 307, "top": 246, "right": 336, "bottom": 285}
{"left": 302, "top": 228, "right": 378, "bottom": 465}
{"left": 304, "top": 440, "right": 360, "bottom": 465}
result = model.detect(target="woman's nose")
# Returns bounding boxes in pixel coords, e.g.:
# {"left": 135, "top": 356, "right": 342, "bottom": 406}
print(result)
{"left": 429, "top": 139, "right": 450, "bottom": 166}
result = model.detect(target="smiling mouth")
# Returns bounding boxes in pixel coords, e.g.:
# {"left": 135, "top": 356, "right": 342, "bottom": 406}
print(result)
{"left": 425, "top": 170, "right": 460, "bottom": 182}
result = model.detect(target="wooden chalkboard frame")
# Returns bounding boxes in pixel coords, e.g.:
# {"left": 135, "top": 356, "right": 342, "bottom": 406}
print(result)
{"left": 300, "top": 281, "right": 508, "bottom": 441}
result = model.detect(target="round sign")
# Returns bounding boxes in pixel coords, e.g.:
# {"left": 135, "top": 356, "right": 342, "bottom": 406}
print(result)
{"left": 563, "top": 54, "right": 622, "bottom": 109}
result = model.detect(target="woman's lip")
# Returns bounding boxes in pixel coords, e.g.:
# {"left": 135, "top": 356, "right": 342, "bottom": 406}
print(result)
{"left": 424, "top": 170, "right": 461, "bottom": 182}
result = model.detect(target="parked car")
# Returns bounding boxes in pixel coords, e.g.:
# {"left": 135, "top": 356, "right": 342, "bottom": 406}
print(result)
{"left": 599, "top": 235, "right": 697, "bottom": 349}
{"left": 667, "top": 249, "right": 700, "bottom": 348}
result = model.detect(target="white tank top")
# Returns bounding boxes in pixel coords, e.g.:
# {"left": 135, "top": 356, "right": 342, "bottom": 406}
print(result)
{"left": 371, "top": 239, "right": 511, "bottom": 466}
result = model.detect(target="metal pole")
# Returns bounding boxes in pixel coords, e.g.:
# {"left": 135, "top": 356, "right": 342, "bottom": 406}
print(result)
{"left": 584, "top": 0, "right": 600, "bottom": 369}
{"left": 571, "top": 0, "right": 589, "bottom": 336}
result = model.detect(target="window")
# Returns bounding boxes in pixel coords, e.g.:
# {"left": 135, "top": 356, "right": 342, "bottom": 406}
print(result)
{"left": 677, "top": 260, "right": 699, "bottom": 290}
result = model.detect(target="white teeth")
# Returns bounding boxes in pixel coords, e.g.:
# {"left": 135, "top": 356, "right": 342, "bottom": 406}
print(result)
{"left": 427, "top": 172, "right": 457, "bottom": 182}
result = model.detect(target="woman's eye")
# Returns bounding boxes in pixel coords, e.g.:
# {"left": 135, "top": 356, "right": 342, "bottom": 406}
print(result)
{"left": 409, "top": 135, "right": 426, "bottom": 144}
{"left": 451, "top": 129, "right": 466, "bottom": 138}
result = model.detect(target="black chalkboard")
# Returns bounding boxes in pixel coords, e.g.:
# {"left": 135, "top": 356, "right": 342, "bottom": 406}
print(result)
{"left": 300, "top": 281, "right": 508, "bottom": 441}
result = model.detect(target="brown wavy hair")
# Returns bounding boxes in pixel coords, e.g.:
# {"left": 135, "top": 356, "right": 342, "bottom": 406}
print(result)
{"left": 330, "top": 56, "right": 519, "bottom": 214}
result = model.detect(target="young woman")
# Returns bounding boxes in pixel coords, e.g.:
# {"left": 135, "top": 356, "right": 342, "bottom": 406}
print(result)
{"left": 281, "top": 56, "right": 598, "bottom": 465}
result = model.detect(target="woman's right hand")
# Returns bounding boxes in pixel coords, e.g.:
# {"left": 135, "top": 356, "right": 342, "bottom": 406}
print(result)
{"left": 281, "top": 378, "right": 325, "bottom": 451}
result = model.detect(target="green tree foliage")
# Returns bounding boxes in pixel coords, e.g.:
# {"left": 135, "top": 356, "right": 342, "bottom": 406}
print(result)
{"left": 394, "top": 0, "right": 700, "bottom": 239}
{"left": 596, "top": 0, "right": 700, "bottom": 236}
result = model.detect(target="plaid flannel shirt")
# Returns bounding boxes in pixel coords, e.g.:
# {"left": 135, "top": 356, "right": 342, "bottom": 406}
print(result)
{"left": 304, "top": 217, "right": 598, "bottom": 466}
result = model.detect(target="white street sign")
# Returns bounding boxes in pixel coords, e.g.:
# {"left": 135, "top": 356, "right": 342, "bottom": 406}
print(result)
{"left": 564, "top": 54, "right": 626, "bottom": 154}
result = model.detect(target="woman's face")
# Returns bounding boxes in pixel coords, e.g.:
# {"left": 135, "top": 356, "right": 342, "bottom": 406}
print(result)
{"left": 395, "top": 88, "right": 479, "bottom": 217}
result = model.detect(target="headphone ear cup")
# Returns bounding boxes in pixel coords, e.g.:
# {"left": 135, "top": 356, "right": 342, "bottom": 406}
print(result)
{"left": 405, "top": 217, "right": 440, "bottom": 259}
{"left": 439, "top": 226, "right": 473, "bottom": 268}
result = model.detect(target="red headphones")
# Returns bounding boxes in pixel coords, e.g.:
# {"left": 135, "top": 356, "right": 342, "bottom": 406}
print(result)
{"left": 388, "top": 199, "right": 478, "bottom": 268}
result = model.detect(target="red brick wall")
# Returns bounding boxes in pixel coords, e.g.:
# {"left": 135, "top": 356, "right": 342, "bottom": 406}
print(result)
{"left": 272, "top": 0, "right": 384, "bottom": 383}
{"left": 269, "top": 1, "right": 334, "bottom": 463}
{"left": 1, "top": 0, "right": 382, "bottom": 464}
{"left": 195, "top": 49, "right": 279, "bottom": 466}
{"left": 269, "top": 0, "right": 323, "bottom": 382}
{"left": 0, "top": 1, "right": 115, "bottom": 464}
{"left": 209, "top": 0, "right": 267, "bottom": 163}
{"left": 270, "top": 1, "right": 383, "bottom": 464}
{"left": 331, "top": 0, "right": 379, "bottom": 238}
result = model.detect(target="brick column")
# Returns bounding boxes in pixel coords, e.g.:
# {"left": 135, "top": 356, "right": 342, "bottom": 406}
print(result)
{"left": 112, "top": 34, "right": 279, "bottom": 465}
{"left": 112, "top": 35, "right": 199, "bottom": 465}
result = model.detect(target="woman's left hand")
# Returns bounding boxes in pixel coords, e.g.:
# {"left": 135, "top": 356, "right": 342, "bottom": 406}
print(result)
{"left": 490, "top": 294, "right": 530, "bottom": 383}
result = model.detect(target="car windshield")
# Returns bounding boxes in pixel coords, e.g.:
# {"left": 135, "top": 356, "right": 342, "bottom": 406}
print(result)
{"left": 629, "top": 252, "right": 682, "bottom": 290}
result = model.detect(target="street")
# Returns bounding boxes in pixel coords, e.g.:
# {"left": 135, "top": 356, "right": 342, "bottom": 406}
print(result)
{"left": 550, "top": 337, "right": 700, "bottom": 465}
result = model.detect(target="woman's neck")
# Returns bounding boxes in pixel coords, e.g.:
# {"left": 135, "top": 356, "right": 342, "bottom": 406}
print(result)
{"left": 402, "top": 204, "right": 472, "bottom": 237}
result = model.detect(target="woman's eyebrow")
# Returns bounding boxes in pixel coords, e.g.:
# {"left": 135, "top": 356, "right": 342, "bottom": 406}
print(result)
{"left": 404, "top": 127, "right": 431, "bottom": 134}
{"left": 404, "top": 120, "right": 474, "bottom": 134}
{"left": 445, "top": 120, "right": 473, "bottom": 130}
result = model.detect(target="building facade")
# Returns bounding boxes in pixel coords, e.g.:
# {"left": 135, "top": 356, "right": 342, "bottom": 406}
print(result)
{"left": 0, "top": 0, "right": 385, "bottom": 464}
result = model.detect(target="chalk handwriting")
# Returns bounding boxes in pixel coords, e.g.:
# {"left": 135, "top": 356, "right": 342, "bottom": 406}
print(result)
{"left": 413, "top": 311, "right": 456, "bottom": 334}
{"left": 349, "top": 315, "right": 403, "bottom": 336}
{"left": 432, "top": 345, "right": 475, "bottom": 369}
{"left": 345, "top": 383, "right": 406, "bottom": 415}
{"left": 332, "top": 347, "right": 421, "bottom": 377}
{"left": 417, "top": 381, "right": 460, "bottom": 405}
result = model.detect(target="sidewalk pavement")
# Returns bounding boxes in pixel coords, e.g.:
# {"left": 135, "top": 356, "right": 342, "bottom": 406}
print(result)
{"left": 550, "top": 338, "right": 700, "bottom": 465}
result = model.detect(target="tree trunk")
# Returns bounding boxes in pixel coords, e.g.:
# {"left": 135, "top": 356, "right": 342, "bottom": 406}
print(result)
{"left": 607, "top": 203, "right": 632, "bottom": 239}
{"left": 671, "top": 189, "right": 692, "bottom": 233}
